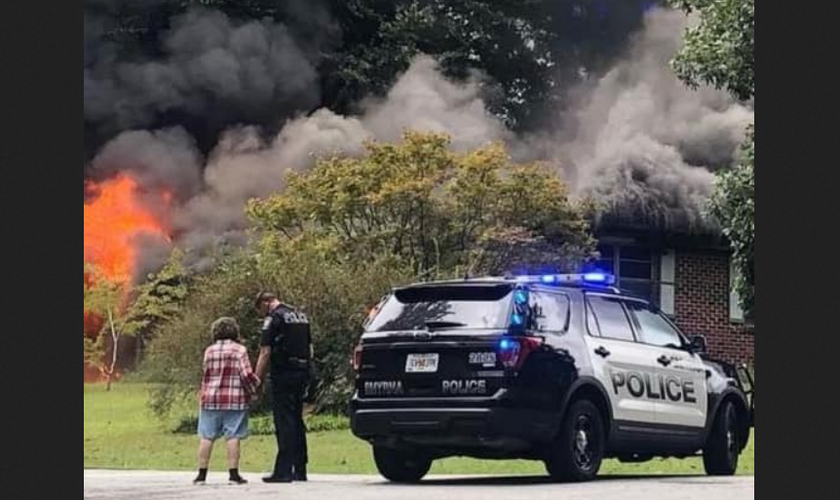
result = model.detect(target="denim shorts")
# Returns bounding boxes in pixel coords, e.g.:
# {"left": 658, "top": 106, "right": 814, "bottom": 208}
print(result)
{"left": 197, "top": 409, "right": 249, "bottom": 440}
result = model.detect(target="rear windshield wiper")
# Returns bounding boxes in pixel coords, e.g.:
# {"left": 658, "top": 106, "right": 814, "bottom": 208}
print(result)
{"left": 424, "top": 320, "right": 466, "bottom": 330}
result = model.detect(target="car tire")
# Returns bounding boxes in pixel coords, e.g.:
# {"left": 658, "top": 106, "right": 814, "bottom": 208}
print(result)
{"left": 703, "top": 400, "right": 741, "bottom": 475}
{"left": 544, "top": 399, "right": 605, "bottom": 482}
{"left": 372, "top": 445, "right": 432, "bottom": 483}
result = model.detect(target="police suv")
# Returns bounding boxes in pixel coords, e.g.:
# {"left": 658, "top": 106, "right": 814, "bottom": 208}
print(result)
{"left": 349, "top": 273, "right": 754, "bottom": 482}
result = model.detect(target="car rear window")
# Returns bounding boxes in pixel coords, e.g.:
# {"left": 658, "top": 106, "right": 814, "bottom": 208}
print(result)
{"left": 365, "top": 284, "right": 513, "bottom": 332}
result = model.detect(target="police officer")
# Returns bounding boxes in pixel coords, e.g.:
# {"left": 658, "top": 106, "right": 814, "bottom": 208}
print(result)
{"left": 254, "top": 292, "right": 312, "bottom": 483}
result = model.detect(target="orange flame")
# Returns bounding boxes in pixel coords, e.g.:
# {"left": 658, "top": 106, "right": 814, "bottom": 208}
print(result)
{"left": 84, "top": 174, "right": 171, "bottom": 382}
{"left": 84, "top": 174, "right": 169, "bottom": 284}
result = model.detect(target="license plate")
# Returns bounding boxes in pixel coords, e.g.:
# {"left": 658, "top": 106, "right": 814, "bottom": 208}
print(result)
{"left": 469, "top": 352, "right": 497, "bottom": 366}
{"left": 405, "top": 353, "right": 439, "bottom": 373}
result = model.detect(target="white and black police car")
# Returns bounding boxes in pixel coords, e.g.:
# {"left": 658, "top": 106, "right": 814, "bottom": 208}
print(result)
{"left": 349, "top": 273, "right": 754, "bottom": 483}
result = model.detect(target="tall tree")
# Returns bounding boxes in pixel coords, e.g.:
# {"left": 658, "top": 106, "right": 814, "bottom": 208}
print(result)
{"left": 670, "top": 0, "right": 754, "bottom": 100}
{"left": 84, "top": 265, "right": 133, "bottom": 391}
{"left": 84, "top": 252, "right": 189, "bottom": 388}
{"left": 709, "top": 127, "right": 754, "bottom": 318}
{"left": 322, "top": 0, "right": 656, "bottom": 131}
{"left": 123, "top": 250, "right": 190, "bottom": 358}
{"left": 246, "top": 130, "right": 596, "bottom": 276}
{"left": 671, "top": 0, "right": 754, "bottom": 318}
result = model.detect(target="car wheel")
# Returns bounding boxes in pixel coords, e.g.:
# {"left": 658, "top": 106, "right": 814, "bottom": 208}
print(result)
{"left": 703, "top": 400, "right": 741, "bottom": 475}
{"left": 372, "top": 445, "right": 432, "bottom": 483}
{"left": 544, "top": 399, "right": 605, "bottom": 482}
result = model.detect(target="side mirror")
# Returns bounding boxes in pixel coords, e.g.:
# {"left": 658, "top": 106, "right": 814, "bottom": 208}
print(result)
{"left": 689, "top": 335, "right": 707, "bottom": 354}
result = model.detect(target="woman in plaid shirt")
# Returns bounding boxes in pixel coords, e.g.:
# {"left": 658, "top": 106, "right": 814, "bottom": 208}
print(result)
{"left": 193, "top": 317, "right": 261, "bottom": 485}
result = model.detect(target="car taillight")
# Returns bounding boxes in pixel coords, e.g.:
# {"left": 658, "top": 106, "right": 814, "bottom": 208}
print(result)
{"left": 497, "top": 336, "right": 543, "bottom": 370}
{"left": 352, "top": 344, "right": 363, "bottom": 372}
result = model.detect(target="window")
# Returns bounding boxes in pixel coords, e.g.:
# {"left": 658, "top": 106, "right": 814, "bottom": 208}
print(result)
{"left": 729, "top": 258, "right": 745, "bottom": 323}
{"left": 596, "top": 244, "right": 654, "bottom": 302}
{"left": 625, "top": 301, "right": 684, "bottom": 349}
{"left": 587, "top": 295, "right": 635, "bottom": 342}
{"left": 366, "top": 285, "right": 512, "bottom": 332}
{"left": 529, "top": 292, "right": 570, "bottom": 333}
{"left": 659, "top": 249, "right": 676, "bottom": 316}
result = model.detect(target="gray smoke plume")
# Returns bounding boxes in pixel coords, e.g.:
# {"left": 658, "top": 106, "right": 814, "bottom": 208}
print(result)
{"left": 90, "top": 127, "right": 203, "bottom": 201}
{"left": 84, "top": 7, "right": 321, "bottom": 137}
{"left": 551, "top": 8, "right": 754, "bottom": 232}
{"left": 167, "top": 55, "right": 505, "bottom": 259}
{"left": 361, "top": 56, "right": 511, "bottom": 150}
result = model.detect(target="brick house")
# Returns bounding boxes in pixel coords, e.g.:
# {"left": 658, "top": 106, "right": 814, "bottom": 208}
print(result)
{"left": 592, "top": 217, "right": 754, "bottom": 365}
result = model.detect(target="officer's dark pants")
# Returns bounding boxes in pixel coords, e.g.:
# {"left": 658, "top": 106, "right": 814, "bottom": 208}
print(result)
{"left": 271, "top": 372, "right": 309, "bottom": 476}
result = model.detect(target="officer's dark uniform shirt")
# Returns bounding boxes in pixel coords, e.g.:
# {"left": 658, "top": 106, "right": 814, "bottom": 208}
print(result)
{"left": 259, "top": 303, "right": 312, "bottom": 380}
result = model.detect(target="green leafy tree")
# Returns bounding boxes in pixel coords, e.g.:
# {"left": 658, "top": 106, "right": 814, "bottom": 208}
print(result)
{"left": 670, "top": 0, "right": 754, "bottom": 101}
{"left": 671, "top": 0, "right": 754, "bottom": 317}
{"left": 84, "top": 265, "right": 134, "bottom": 391}
{"left": 322, "top": 0, "right": 657, "bottom": 131}
{"left": 85, "top": 251, "right": 189, "bottom": 389}
{"left": 142, "top": 241, "right": 413, "bottom": 417}
{"left": 709, "top": 127, "right": 754, "bottom": 318}
{"left": 247, "top": 131, "right": 596, "bottom": 277}
{"left": 123, "top": 249, "right": 190, "bottom": 359}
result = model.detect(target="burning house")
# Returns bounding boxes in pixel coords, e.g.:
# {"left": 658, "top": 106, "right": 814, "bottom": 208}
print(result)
{"left": 83, "top": 5, "right": 754, "bottom": 375}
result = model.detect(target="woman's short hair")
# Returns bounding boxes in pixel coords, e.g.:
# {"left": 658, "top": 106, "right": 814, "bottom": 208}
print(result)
{"left": 210, "top": 317, "right": 240, "bottom": 342}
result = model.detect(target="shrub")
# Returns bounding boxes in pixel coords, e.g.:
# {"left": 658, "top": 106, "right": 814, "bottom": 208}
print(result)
{"left": 173, "top": 413, "right": 350, "bottom": 435}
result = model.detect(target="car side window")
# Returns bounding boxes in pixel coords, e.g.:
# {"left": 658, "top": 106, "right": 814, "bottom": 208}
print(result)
{"left": 529, "top": 292, "right": 570, "bottom": 333}
{"left": 586, "top": 295, "right": 635, "bottom": 341}
{"left": 625, "top": 301, "right": 684, "bottom": 349}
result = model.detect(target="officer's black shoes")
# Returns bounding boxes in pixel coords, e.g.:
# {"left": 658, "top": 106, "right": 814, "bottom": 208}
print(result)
{"left": 262, "top": 474, "right": 293, "bottom": 483}
{"left": 293, "top": 465, "right": 308, "bottom": 481}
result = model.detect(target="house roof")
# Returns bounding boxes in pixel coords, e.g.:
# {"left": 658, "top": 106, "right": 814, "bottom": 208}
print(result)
{"left": 590, "top": 210, "right": 729, "bottom": 251}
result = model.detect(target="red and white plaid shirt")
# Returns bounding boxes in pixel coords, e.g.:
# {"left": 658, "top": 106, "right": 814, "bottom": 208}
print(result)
{"left": 200, "top": 340, "right": 260, "bottom": 410}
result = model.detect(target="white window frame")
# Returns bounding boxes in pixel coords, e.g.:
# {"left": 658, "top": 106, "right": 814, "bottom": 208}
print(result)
{"left": 729, "top": 257, "right": 745, "bottom": 323}
{"left": 659, "top": 249, "right": 676, "bottom": 317}
{"left": 596, "top": 242, "right": 674, "bottom": 316}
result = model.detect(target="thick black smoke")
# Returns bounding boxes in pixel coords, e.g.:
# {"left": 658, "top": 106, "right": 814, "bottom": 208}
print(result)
{"left": 84, "top": 1, "right": 335, "bottom": 159}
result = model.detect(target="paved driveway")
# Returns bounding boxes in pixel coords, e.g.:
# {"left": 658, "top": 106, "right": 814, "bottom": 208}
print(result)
{"left": 84, "top": 469, "right": 754, "bottom": 500}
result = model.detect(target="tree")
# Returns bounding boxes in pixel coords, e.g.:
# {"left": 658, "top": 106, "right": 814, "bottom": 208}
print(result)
{"left": 123, "top": 249, "right": 190, "bottom": 360}
{"left": 709, "top": 127, "right": 754, "bottom": 319}
{"left": 84, "top": 265, "right": 134, "bottom": 391}
{"left": 671, "top": 0, "right": 754, "bottom": 317}
{"left": 84, "top": 251, "right": 189, "bottom": 389}
{"left": 246, "top": 131, "right": 596, "bottom": 277}
{"left": 670, "top": 0, "right": 754, "bottom": 101}
{"left": 321, "top": 0, "right": 658, "bottom": 131}
{"left": 142, "top": 239, "right": 414, "bottom": 417}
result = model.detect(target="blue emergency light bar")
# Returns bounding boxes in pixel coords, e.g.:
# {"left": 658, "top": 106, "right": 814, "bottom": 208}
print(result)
{"left": 513, "top": 272, "right": 616, "bottom": 286}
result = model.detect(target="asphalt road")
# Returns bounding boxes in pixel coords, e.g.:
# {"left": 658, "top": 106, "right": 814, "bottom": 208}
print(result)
{"left": 84, "top": 469, "right": 754, "bottom": 500}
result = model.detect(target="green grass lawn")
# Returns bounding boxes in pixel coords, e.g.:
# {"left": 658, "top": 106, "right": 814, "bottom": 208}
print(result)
{"left": 85, "top": 383, "right": 753, "bottom": 475}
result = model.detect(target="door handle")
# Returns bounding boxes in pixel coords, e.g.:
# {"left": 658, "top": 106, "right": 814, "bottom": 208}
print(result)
{"left": 657, "top": 355, "right": 672, "bottom": 366}
{"left": 594, "top": 346, "right": 610, "bottom": 358}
